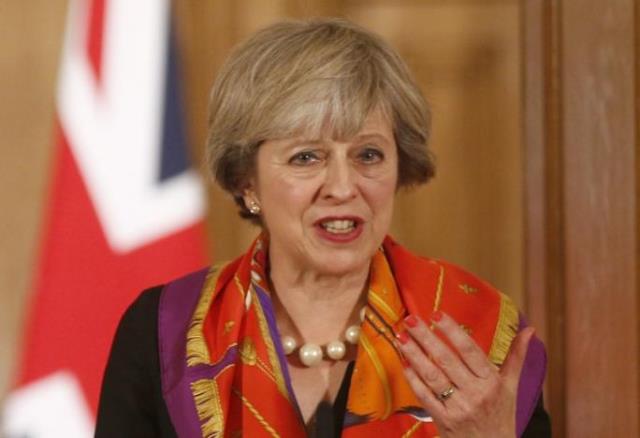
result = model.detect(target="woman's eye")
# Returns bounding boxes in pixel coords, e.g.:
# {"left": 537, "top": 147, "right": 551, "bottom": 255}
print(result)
{"left": 358, "top": 147, "right": 384, "bottom": 163}
{"left": 289, "top": 151, "right": 319, "bottom": 165}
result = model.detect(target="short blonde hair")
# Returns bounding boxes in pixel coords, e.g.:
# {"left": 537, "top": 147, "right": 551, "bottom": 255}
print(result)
{"left": 206, "top": 18, "right": 435, "bottom": 220}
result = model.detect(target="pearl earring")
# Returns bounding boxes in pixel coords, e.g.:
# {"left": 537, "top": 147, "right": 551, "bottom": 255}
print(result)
{"left": 248, "top": 201, "right": 261, "bottom": 215}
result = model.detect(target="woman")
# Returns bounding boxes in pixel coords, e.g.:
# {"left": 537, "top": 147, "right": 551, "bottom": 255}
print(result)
{"left": 96, "top": 18, "right": 549, "bottom": 437}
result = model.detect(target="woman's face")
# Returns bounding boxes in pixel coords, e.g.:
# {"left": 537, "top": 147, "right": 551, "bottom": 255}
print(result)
{"left": 246, "top": 110, "right": 398, "bottom": 276}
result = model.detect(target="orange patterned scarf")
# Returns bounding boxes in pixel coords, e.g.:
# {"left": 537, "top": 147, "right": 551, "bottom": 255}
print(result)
{"left": 184, "top": 234, "right": 519, "bottom": 437}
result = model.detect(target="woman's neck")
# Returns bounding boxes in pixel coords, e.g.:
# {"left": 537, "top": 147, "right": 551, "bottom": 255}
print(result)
{"left": 267, "top": 251, "right": 370, "bottom": 345}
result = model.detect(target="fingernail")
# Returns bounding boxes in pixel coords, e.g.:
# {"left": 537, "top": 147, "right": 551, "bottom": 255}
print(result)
{"left": 401, "top": 357, "right": 410, "bottom": 368}
{"left": 404, "top": 314, "right": 418, "bottom": 328}
{"left": 396, "top": 331, "right": 410, "bottom": 345}
{"left": 431, "top": 311, "right": 443, "bottom": 322}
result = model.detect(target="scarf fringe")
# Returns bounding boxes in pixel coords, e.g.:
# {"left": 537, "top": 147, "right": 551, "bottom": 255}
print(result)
{"left": 488, "top": 292, "right": 519, "bottom": 365}
{"left": 186, "top": 265, "right": 224, "bottom": 366}
{"left": 191, "top": 378, "right": 224, "bottom": 438}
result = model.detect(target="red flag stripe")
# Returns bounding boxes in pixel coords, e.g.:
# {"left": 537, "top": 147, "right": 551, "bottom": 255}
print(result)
{"left": 86, "top": 0, "right": 106, "bottom": 84}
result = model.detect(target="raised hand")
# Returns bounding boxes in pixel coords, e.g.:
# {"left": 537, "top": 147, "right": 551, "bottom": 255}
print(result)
{"left": 396, "top": 311, "right": 534, "bottom": 438}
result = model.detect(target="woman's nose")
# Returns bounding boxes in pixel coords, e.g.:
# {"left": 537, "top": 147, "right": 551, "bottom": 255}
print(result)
{"left": 320, "top": 156, "right": 357, "bottom": 202}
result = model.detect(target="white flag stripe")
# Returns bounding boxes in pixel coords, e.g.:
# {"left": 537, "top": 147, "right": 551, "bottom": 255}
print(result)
{"left": 2, "top": 372, "right": 94, "bottom": 438}
{"left": 58, "top": 0, "right": 205, "bottom": 254}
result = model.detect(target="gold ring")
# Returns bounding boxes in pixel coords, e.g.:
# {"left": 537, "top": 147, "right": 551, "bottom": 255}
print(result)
{"left": 437, "top": 385, "right": 455, "bottom": 401}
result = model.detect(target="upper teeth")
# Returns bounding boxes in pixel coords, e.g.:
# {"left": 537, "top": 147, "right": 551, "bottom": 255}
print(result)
{"left": 322, "top": 220, "right": 355, "bottom": 233}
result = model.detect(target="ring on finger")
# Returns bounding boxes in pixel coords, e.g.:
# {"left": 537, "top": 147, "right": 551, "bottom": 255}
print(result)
{"left": 436, "top": 385, "right": 456, "bottom": 401}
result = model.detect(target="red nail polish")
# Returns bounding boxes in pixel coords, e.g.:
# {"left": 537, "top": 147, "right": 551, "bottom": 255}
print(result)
{"left": 404, "top": 314, "right": 418, "bottom": 328}
{"left": 431, "top": 311, "right": 443, "bottom": 322}
{"left": 396, "top": 331, "right": 410, "bottom": 345}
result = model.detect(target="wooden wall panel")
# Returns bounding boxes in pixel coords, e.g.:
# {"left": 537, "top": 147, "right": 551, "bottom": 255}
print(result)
{"left": 562, "top": 1, "right": 638, "bottom": 436}
{"left": 524, "top": 0, "right": 640, "bottom": 436}
{"left": 522, "top": 0, "right": 566, "bottom": 433}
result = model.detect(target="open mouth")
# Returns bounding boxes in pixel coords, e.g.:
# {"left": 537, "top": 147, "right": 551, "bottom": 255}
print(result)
{"left": 320, "top": 219, "right": 356, "bottom": 234}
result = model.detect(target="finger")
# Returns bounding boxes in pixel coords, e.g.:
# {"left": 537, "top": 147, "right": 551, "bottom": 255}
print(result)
{"left": 500, "top": 326, "right": 535, "bottom": 387}
{"left": 400, "top": 358, "right": 448, "bottom": 419}
{"left": 430, "top": 311, "right": 495, "bottom": 379}
{"left": 396, "top": 331, "right": 453, "bottom": 397}
{"left": 404, "top": 314, "right": 474, "bottom": 388}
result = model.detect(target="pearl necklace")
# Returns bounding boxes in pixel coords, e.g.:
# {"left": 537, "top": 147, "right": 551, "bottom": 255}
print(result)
{"left": 280, "top": 308, "right": 366, "bottom": 367}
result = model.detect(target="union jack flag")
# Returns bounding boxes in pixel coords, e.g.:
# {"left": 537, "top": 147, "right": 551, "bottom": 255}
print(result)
{"left": 2, "top": 0, "right": 207, "bottom": 436}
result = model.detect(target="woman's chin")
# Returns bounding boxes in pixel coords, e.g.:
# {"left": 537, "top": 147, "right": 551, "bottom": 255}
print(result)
{"left": 309, "top": 251, "right": 372, "bottom": 277}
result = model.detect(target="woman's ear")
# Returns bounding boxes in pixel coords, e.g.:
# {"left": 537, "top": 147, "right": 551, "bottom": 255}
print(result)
{"left": 242, "top": 187, "right": 261, "bottom": 215}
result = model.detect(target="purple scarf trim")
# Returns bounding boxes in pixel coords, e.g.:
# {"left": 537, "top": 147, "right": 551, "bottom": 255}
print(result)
{"left": 516, "top": 316, "right": 547, "bottom": 437}
{"left": 158, "top": 267, "right": 210, "bottom": 438}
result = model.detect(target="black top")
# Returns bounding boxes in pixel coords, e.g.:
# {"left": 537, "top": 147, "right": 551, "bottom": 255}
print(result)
{"left": 95, "top": 288, "right": 551, "bottom": 437}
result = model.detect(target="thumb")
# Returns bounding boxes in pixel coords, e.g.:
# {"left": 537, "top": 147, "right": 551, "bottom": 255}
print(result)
{"left": 500, "top": 326, "right": 535, "bottom": 385}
